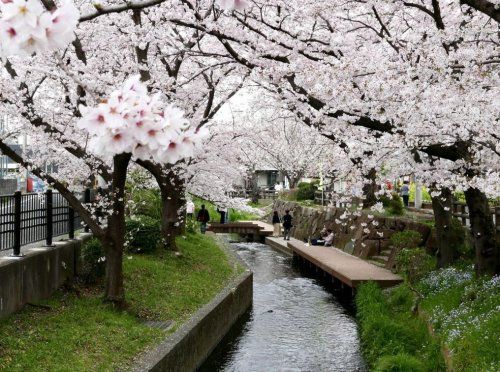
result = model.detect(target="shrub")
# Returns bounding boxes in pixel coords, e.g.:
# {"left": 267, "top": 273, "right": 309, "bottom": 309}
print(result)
{"left": 374, "top": 354, "right": 425, "bottom": 372}
{"left": 389, "top": 194, "right": 404, "bottom": 215}
{"left": 126, "top": 215, "right": 162, "bottom": 254}
{"left": 296, "top": 181, "right": 319, "bottom": 201}
{"left": 379, "top": 193, "right": 404, "bottom": 215}
{"left": 79, "top": 238, "right": 105, "bottom": 284}
{"left": 448, "top": 218, "right": 473, "bottom": 259}
{"left": 280, "top": 189, "right": 297, "bottom": 201}
{"left": 390, "top": 230, "right": 422, "bottom": 249}
{"left": 396, "top": 248, "right": 435, "bottom": 284}
{"left": 128, "top": 188, "right": 162, "bottom": 220}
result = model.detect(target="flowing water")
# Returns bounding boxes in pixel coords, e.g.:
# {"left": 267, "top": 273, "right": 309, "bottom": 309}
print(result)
{"left": 199, "top": 241, "right": 367, "bottom": 372}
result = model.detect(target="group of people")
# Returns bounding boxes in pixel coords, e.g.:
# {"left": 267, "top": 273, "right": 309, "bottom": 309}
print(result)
{"left": 187, "top": 201, "right": 211, "bottom": 234}
{"left": 189, "top": 201, "right": 337, "bottom": 246}
{"left": 272, "top": 210, "right": 293, "bottom": 240}
{"left": 186, "top": 200, "right": 231, "bottom": 234}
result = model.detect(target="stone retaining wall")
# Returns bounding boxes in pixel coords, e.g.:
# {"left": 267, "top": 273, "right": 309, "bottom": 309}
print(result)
{"left": 0, "top": 233, "right": 92, "bottom": 319}
{"left": 271, "top": 200, "right": 433, "bottom": 260}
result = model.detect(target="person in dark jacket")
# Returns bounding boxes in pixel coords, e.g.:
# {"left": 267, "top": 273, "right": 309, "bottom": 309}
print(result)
{"left": 282, "top": 210, "right": 293, "bottom": 240}
{"left": 272, "top": 211, "right": 281, "bottom": 237}
{"left": 197, "top": 204, "right": 210, "bottom": 234}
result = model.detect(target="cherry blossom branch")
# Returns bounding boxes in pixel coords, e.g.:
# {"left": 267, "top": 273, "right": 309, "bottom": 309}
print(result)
{"left": 460, "top": 0, "right": 500, "bottom": 23}
{"left": 79, "top": 0, "right": 169, "bottom": 22}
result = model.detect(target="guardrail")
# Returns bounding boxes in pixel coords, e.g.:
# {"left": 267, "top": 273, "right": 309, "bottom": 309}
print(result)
{"left": 0, "top": 189, "right": 94, "bottom": 255}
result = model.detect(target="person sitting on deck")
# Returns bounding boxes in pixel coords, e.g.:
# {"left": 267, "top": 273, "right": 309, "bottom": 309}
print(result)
{"left": 324, "top": 230, "right": 335, "bottom": 246}
{"left": 311, "top": 229, "right": 334, "bottom": 246}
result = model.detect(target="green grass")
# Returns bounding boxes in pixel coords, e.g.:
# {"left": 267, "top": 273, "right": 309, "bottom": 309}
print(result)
{"left": 356, "top": 282, "right": 445, "bottom": 371}
{"left": 192, "top": 196, "right": 259, "bottom": 222}
{"left": 0, "top": 233, "right": 236, "bottom": 371}
{"left": 357, "top": 267, "right": 500, "bottom": 372}
{"left": 124, "top": 232, "right": 235, "bottom": 322}
{"left": 418, "top": 268, "right": 500, "bottom": 371}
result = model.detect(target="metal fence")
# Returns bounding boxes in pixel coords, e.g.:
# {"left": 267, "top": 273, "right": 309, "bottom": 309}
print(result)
{"left": 0, "top": 189, "right": 93, "bottom": 255}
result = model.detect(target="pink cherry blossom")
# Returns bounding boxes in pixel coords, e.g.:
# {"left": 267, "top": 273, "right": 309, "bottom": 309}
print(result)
{"left": 77, "top": 76, "right": 209, "bottom": 163}
{"left": 0, "top": 0, "right": 79, "bottom": 57}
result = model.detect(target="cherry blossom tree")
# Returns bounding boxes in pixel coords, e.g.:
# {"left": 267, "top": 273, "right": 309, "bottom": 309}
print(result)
{"left": 0, "top": 0, "right": 210, "bottom": 304}
{"left": 164, "top": 0, "right": 498, "bottom": 273}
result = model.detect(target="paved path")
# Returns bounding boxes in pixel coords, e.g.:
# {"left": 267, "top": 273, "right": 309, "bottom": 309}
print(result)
{"left": 238, "top": 221, "right": 402, "bottom": 289}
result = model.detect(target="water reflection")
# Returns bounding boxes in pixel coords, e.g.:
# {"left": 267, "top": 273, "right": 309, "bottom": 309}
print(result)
{"left": 200, "top": 242, "right": 367, "bottom": 372}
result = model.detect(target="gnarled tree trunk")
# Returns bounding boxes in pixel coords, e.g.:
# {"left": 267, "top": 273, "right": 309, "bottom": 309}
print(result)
{"left": 465, "top": 187, "right": 498, "bottom": 275}
{"left": 431, "top": 187, "right": 460, "bottom": 268}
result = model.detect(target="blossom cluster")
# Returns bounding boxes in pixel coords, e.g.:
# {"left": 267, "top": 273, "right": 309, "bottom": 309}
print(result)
{"left": 78, "top": 76, "right": 208, "bottom": 163}
{"left": 0, "top": 0, "right": 79, "bottom": 57}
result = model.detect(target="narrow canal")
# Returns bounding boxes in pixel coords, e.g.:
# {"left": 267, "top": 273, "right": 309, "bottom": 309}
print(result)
{"left": 200, "top": 241, "right": 367, "bottom": 371}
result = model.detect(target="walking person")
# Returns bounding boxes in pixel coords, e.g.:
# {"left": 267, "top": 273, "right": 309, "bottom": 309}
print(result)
{"left": 186, "top": 199, "right": 195, "bottom": 219}
{"left": 282, "top": 210, "right": 293, "bottom": 241}
{"left": 272, "top": 211, "right": 281, "bottom": 237}
{"left": 400, "top": 180, "right": 410, "bottom": 208}
{"left": 217, "top": 206, "right": 227, "bottom": 224}
{"left": 197, "top": 204, "right": 210, "bottom": 234}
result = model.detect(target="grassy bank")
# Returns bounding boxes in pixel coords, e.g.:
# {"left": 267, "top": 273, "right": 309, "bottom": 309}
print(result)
{"left": 0, "top": 233, "right": 237, "bottom": 371}
{"left": 192, "top": 196, "right": 259, "bottom": 222}
{"left": 356, "top": 266, "right": 500, "bottom": 371}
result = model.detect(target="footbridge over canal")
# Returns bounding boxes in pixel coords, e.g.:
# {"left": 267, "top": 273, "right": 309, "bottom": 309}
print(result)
{"left": 208, "top": 221, "right": 273, "bottom": 241}
{"left": 209, "top": 221, "right": 402, "bottom": 292}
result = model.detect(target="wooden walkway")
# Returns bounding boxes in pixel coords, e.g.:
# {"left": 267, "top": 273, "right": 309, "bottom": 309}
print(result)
{"left": 211, "top": 221, "right": 402, "bottom": 289}
{"left": 288, "top": 240, "right": 402, "bottom": 288}
{"left": 208, "top": 221, "right": 273, "bottom": 236}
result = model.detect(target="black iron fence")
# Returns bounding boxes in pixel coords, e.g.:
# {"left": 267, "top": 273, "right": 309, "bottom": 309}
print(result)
{"left": 0, "top": 189, "right": 94, "bottom": 255}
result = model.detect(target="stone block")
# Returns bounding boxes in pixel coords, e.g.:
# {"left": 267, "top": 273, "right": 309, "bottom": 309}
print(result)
{"left": 360, "top": 239, "right": 381, "bottom": 258}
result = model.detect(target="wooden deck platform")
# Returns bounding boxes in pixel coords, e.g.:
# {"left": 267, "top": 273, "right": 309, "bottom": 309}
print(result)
{"left": 289, "top": 240, "right": 402, "bottom": 288}
{"left": 211, "top": 220, "right": 402, "bottom": 289}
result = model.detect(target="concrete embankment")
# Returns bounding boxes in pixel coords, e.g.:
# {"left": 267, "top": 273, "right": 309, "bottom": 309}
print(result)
{"left": 134, "top": 237, "right": 253, "bottom": 372}
{"left": 0, "top": 233, "right": 92, "bottom": 319}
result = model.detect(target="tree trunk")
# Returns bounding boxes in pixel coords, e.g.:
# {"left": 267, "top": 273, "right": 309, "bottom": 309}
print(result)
{"left": 465, "top": 187, "right": 498, "bottom": 275}
{"left": 250, "top": 171, "right": 259, "bottom": 204}
{"left": 362, "top": 168, "right": 378, "bottom": 208}
{"left": 287, "top": 175, "right": 301, "bottom": 189}
{"left": 136, "top": 160, "right": 186, "bottom": 252}
{"left": 102, "top": 153, "right": 131, "bottom": 306}
{"left": 431, "top": 187, "right": 460, "bottom": 268}
{"left": 159, "top": 171, "right": 185, "bottom": 252}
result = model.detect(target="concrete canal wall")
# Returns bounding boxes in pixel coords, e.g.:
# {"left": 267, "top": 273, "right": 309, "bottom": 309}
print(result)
{"left": 0, "top": 233, "right": 92, "bottom": 319}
